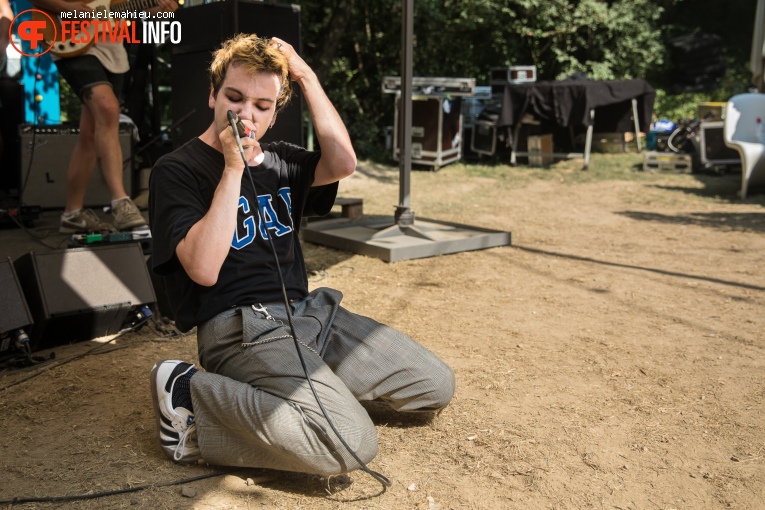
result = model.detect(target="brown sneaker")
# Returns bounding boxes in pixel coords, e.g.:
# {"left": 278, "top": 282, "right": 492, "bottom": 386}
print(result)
{"left": 59, "top": 209, "right": 115, "bottom": 234}
{"left": 112, "top": 198, "right": 148, "bottom": 231}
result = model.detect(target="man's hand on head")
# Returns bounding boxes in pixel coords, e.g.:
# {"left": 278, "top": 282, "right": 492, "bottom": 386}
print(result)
{"left": 270, "top": 37, "right": 314, "bottom": 84}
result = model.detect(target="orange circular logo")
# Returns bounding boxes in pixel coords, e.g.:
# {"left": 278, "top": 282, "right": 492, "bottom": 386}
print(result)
{"left": 9, "top": 9, "right": 57, "bottom": 57}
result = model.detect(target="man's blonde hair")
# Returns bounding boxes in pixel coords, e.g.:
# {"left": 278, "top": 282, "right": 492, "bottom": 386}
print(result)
{"left": 209, "top": 33, "right": 292, "bottom": 112}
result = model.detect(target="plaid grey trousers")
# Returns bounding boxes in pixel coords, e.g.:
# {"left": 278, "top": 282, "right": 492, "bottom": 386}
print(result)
{"left": 191, "top": 287, "right": 455, "bottom": 475}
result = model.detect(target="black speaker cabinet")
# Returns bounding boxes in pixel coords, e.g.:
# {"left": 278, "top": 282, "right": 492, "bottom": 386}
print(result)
{"left": 0, "top": 78, "right": 25, "bottom": 197}
{"left": 699, "top": 121, "right": 740, "bottom": 166}
{"left": 171, "top": 2, "right": 303, "bottom": 148}
{"left": 0, "top": 258, "right": 33, "bottom": 352}
{"left": 18, "top": 124, "right": 133, "bottom": 209}
{"left": 471, "top": 120, "right": 498, "bottom": 156}
{"left": 13, "top": 244, "right": 156, "bottom": 351}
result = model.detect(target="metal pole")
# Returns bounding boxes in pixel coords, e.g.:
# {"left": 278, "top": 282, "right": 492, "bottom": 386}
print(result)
{"left": 395, "top": 0, "right": 414, "bottom": 225}
{"left": 631, "top": 98, "right": 642, "bottom": 153}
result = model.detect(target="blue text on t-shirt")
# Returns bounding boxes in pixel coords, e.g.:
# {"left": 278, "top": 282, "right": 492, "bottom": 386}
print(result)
{"left": 232, "top": 187, "right": 293, "bottom": 249}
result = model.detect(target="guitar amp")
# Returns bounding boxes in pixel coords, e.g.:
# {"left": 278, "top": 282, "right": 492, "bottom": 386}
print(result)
{"left": 699, "top": 121, "right": 739, "bottom": 167}
{"left": 471, "top": 120, "right": 497, "bottom": 156}
{"left": 18, "top": 124, "right": 133, "bottom": 209}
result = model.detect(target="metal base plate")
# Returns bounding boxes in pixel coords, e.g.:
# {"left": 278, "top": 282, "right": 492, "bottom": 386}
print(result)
{"left": 302, "top": 217, "right": 511, "bottom": 262}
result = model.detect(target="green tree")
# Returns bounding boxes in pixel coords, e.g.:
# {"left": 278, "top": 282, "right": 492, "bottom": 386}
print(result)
{"left": 294, "top": 0, "right": 668, "bottom": 156}
{"left": 291, "top": 0, "right": 752, "bottom": 157}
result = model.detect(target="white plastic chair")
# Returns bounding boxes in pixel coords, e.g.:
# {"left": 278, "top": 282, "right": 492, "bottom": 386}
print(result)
{"left": 723, "top": 93, "right": 765, "bottom": 198}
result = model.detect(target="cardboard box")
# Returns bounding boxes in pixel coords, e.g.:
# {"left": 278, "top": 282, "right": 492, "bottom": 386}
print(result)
{"left": 697, "top": 102, "right": 726, "bottom": 122}
{"left": 592, "top": 132, "right": 627, "bottom": 153}
{"left": 528, "top": 134, "right": 553, "bottom": 166}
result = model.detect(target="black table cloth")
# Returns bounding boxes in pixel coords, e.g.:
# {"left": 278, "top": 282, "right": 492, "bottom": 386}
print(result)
{"left": 496, "top": 79, "right": 656, "bottom": 146}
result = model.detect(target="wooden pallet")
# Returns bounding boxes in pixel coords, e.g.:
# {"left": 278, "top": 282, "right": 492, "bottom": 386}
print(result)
{"left": 643, "top": 151, "right": 693, "bottom": 173}
{"left": 300, "top": 197, "right": 364, "bottom": 231}
{"left": 333, "top": 197, "right": 363, "bottom": 219}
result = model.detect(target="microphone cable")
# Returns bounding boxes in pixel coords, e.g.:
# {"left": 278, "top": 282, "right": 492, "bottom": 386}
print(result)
{"left": 226, "top": 111, "right": 392, "bottom": 490}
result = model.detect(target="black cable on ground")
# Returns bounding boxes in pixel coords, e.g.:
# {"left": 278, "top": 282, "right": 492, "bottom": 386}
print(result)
{"left": 0, "top": 316, "right": 150, "bottom": 392}
{"left": 0, "top": 318, "right": 241, "bottom": 508}
{"left": 0, "top": 469, "right": 238, "bottom": 505}
{"left": 0, "top": 209, "right": 63, "bottom": 250}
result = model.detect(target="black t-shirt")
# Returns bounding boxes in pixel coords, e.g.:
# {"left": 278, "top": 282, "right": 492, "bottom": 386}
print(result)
{"left": 149, "top": 137, "right": 336, "bottom": 332}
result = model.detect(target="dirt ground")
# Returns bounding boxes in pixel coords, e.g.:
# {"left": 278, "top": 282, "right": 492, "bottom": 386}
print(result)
{"left": 1, "top": 153, "right": 764, "bottom": 509}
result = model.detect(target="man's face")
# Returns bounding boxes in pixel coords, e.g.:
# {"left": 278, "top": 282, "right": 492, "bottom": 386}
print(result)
{"left": 209, "top": 64, "right": 281, "bottom": 143}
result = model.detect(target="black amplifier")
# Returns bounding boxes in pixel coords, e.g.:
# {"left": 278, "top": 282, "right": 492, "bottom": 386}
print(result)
{"left": 18, "top": 123, "right": 134, "bottom": 209}
{"left": 699, "top": 121, "right": 739, "bottom": 167}
{"left": 0, "top": 77, "right": 24, "bottom": 196}
{"left": 471, "top": 120, "right": 497, "bottom": 156}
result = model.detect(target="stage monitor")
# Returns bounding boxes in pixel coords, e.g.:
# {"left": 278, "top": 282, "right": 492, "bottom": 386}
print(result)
{"left": 170, "top": 2, "right": 303, "bottom": 148}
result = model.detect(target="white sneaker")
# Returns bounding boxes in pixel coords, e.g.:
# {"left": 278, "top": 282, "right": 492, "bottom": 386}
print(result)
{"left": 150, "top": 360, "right": 201, "bottom": 464}
{"left": 59, "top": 209, "right": 115, "bottom": 234}
{"left": 112, "top": 198, "right": 147, "bottom": 231}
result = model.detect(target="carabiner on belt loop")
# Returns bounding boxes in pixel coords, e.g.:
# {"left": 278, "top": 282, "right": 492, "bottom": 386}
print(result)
{"left": 251, "top": 303, "right": 275, "bottom": 321}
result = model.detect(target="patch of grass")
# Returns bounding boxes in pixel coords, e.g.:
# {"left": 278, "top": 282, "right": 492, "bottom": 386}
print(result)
{"left": 464, "top": 152, "right": 661, "bottom": 186}
{"left": 402, "top": 153, "right": 764, "bottom": 207}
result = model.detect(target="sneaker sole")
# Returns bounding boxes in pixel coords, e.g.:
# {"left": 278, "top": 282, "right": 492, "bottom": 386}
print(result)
{"left": 115, "top": 221, "right": 148, "bottom": 231}
{"left": 150, "top": 362, "right": 186, "bottom": 463}
{"left": 149, "top": 362, "right": 170, "bottom": 460}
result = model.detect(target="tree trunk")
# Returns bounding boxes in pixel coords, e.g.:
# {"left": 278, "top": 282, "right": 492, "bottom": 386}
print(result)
{"left": 315, "top": 0, "right": 355, "bottom": 84}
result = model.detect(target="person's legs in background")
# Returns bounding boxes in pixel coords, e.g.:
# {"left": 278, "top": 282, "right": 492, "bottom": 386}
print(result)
{"left": 57, "top": 57, "right": 146, "bottom": 233}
